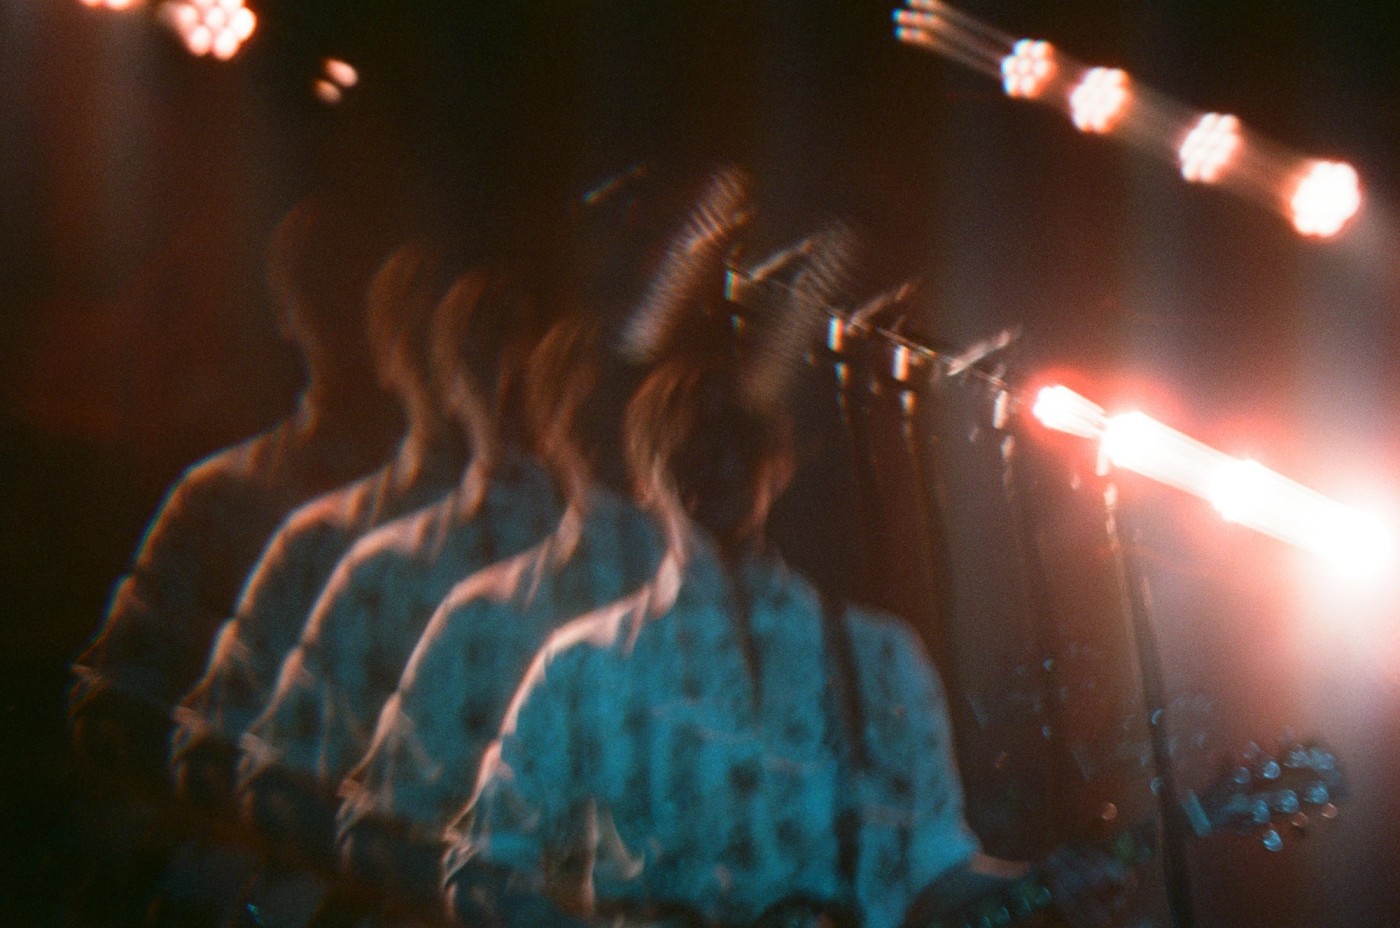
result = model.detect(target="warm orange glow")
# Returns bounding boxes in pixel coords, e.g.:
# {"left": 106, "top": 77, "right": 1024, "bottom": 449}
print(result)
{"left": 161, "top": 0, "right": 257, "bottom": 61}
{"left": 80, "top": 0, "right": 144, "bottom": 9}
{"left": 314, "top": 79, "right": 343, "bottom": 105}
{"left": 1102, "top": 411, "right": 1227, "bottom": 498}
{"left": 1179, "top": 113, "right": 1241, "bottom": 183}
{"left": 1000, "top": 39, "right": 1056, "bottom": 99}
{"left": 1031, "top": 385, "right": 1105, "bottom": 439}
{"left": 324, "top": 58, "right": 359, "bottom": 88}
{"left": 1068, "top": 67, "right": 1130, "bottom": 134}
{"left": 1290, "top": 160, "right": 1362, "bottom": 238}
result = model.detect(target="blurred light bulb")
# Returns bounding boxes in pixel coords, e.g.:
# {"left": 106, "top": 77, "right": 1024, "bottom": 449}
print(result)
{"left": 1069, "top": 67, "right": 1130, "bottom": 134}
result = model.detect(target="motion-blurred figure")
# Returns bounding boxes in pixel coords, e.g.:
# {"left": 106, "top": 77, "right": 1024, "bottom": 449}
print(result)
{"left": 169, "top": 240, "right": 471, "bottom": 810}
{"left": 236, "top": 259, "right": 562, "bottom": 859}
{"left": 446, "top": 220, "right": 1131, "bottom": 928}
{"left": 69, "top": 198, "right": 401, "bottom": 788}
{"left": 334, "top": 170, "right": 752, "bottom": 910}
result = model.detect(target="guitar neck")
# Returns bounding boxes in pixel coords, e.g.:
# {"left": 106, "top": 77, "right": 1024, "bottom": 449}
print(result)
{"left": 916, "top": 819, "right": 1157, "bottom": 928}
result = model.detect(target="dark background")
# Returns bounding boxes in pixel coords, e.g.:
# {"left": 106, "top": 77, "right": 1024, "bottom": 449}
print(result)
{"left": 4, "top": 1, "right": 1400, "bottom": 925}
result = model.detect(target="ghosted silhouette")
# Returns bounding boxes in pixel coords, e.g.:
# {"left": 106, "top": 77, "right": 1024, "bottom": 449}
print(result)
{"left": 328, "top": 162, "right": 751, "bottom": 899}
{"left": 236, "top": 258, "right": 564, "bottom": 860}
{"left": 68, "top": 196, "right": 403, "bottom": 788}
{"left": 169, "top": 239, "right": 472, "bottom": 810}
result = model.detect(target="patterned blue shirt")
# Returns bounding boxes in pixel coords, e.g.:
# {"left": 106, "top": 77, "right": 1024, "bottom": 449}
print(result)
{"left": 449, "top": 528, "right": 980, "bottom": 928}
{"left": 170, "top": 441, "right": 464, "bottom": 781}
{"left": 337, "top": 487, "right": 662, "bottom": 848}
{"left": 71, "top": 416, "right": 387, "bottom": 723}
{"left": 238, "top": 458, "right": 561, "bottom": 797}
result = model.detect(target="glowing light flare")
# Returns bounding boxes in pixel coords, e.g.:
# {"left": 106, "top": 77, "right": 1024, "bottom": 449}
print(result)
{"left": 1001, "top": 39, "right": 1056, "bottom": 99}
{"left": 1101, "top": 411, "right": 1227, "bottom": 498}
{"left": 1032, "top": 385, "right": 1105, "bottom": 439}
{"left": 1311, "top": 505, "right": 1395, "bottom": 578}
{"left": 1069, "top": 67, "right": 1130, "bottom": 134}
{"left": 324, "top": 58, "right": 358, "bottom": 88}
{"left": 1204, "top": 455, "right": 1395, "bottom": 578}
{"left": 80, "top": 0, "right": 142, "bottom": 9}
{"left": 160, "top": 0, "right": 256, "bottom": 60}
{"left": 1209, "top": 457, "right": 1274, "bottom": 523}
{"left": 1179, "top": 113, "right": 1241, "bottom": 183}
{"left": 1290, "top": 161, "right": 1362, "bottom": 238}
{"left": 315, "top": 58, "right": 359, "bottom": 105}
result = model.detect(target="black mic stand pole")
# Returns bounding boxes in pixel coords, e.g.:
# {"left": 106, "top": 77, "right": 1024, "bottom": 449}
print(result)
{"left": 1103, "top": 481, "right": 1197, "bottom": 928}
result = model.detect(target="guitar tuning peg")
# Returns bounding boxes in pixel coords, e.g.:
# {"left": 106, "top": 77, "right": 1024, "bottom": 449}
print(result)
{"left": 1302, "top": 782, "right": 1331, "bottom": 806}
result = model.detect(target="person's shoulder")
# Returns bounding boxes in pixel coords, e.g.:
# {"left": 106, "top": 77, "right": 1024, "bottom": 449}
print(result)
{"left": 164, "top": 426, "right": 285, "bottom": 504}
{"left": 277, "top": 470, "right": 386, "bottom": 539}
{"left": 338, "top": 495, "right": 448, "bottom": 566}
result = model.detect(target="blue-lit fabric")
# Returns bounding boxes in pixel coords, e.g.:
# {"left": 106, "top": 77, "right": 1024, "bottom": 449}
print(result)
{"left": 170, "top": 442, "right": 463, "bottom": 778}
{"left": 71, "top": 417, "right": 386, "bottom": 722}
{"left": 449, "top": 528, "right": 980, "bottom": 928}
{"left": 238, "top": 458, "right": 561, "bottom": 795}
{"left": 336, "top": 488, "right": 662, "bottom": 847}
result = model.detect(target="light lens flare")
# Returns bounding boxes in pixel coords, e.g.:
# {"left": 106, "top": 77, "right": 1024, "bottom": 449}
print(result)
{"left": 1032, "top": 385, "right": 1105, "bottom": 439}
{"left": 1179, "top": 113, "right": 1242, "bottom": 183}
{"left": 1209, "top": 457, "right": 1272, "bottom": 523}
{"left": 1001, "top": 39, "right": 1056, "bottom": 99}
{"left": 1290, "top": 161, "right": 1362, "bottom": 238}
{"left": 1101, "top": 411, "right": 1225, "bottom": 498}
{"left": 1069, "top": 67, "right": 1130, "bottom": 134}
{"left": 161, "top": 0, "right": 257, "bottom": 60}
{"left": 1314, "top": 507, "right": 1395, "bottom": 578}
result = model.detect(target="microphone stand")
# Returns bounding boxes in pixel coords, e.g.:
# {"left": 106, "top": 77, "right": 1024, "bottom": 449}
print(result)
{"left": 1103, "top": 482, "right": 1197, "bottom": 928}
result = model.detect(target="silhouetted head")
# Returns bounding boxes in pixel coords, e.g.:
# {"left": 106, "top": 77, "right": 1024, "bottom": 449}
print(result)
{"left": 364, "top": 241, "right": 458, "bottom": 399}
{"left": 427, "top": 262, "right": 556, "bottom": 470}
{"left": 264, "top": 190, "right": 425, "bottom": 407}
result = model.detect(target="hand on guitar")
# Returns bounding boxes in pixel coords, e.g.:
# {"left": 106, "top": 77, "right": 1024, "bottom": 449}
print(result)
{"left": 1036, "top": 845, "right": 1136, "bottom": 928}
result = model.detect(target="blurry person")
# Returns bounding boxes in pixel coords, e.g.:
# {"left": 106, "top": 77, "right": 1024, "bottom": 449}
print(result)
{"left": 169, "top": 240, "right": 472, "bottom": 810}
{"left": 235, "top": 258, "right": 563, "bottom": 861}
{"left": 334, "top": 170, "right": 751, "bottom": 911}
{"left": 444, "top": 224, "right": 1131, "bottom": 928}
{"left": 68, "top": 197, "right": 402, "bottom": 789}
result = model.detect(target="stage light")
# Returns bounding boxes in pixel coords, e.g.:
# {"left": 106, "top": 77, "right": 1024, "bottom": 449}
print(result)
{"left": 80, "top": 0, "right": 142, "bottom": 9}
{"left": 1001, "top": 40, "right": 1056, "bottom": 99}
{"left": 160, "top": 0, "right": 256, "bottom": 61}
{"left": 893, "top": 1, "right": 1367, "bottom": 240}
{"left": 1031, "top": 385, "right": 1105, "bottom": 439}
{"left": 1313, "top": 506, "right": 1395, "bottom": 578}
{"left": 1179, "top": 113, "right": 1241, "bottom": 183}
{"left": 1068, "top": 67, "right": 1130, "bottom": 134}
{"left": 313, "top": 58, "right": 358, "bottom": 104}
{"left": 1290, "top": 161, "right": 1361, "bottom": 238}
{"left": 1101, "top": 411, "right": 1226, "bottom": 498}
{"left": 1209, "top": 457, "right": 1272, "bottom": 523}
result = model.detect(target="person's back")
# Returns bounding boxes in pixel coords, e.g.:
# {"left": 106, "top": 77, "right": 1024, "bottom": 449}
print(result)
{"left": 454, "top": 525, "right": 978, "bottom": 928}
{"left": 169, "top": 241, "right": 472, "bottom": 805}
{"left": 69, "top": 198, "right": 400, "bottom": 787}
{"left": 235, "top": 262, "right": 565, "bottom": 855}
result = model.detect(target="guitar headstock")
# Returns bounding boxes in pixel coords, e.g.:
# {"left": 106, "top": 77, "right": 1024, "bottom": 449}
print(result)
{"left": 1182, "top": 738, "right": 1346, "bottom": 851}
